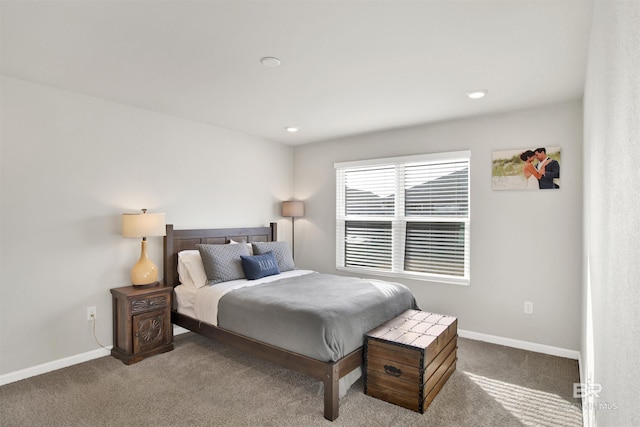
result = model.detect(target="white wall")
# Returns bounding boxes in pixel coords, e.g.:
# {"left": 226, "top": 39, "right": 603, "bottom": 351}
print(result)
{"left": 293, "top": 101, "right": 583, "bottom": 351}
{"left": 583, "top": 1, "right": 640, "bottom": 425}
{"left": 0, "top": 76, "right": 294, "bottom": 375}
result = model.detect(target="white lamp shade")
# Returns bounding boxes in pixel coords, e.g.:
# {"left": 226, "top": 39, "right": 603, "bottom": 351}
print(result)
{"left": 282, "top": 201, "right": 304, "bottom": 218}
{"left": 122, "top": 212, "right": 166, "bottom": 238}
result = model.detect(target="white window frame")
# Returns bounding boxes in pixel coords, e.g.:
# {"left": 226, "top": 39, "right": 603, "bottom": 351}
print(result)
{"left": 335, "top": 151, "right": 470, "bottom": 286}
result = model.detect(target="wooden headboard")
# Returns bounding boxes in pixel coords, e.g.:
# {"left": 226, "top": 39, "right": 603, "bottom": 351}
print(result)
{"left": 163, "top": 223, "right": 277, "bottom": 287}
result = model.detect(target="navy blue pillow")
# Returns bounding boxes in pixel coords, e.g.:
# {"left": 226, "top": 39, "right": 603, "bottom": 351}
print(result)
{"left": 240, "top": 252, "right": 281, "bottom": 280}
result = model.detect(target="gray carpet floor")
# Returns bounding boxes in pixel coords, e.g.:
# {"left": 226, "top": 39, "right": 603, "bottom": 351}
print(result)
{"left": 1, "top": 333, "right": 582, "bottom": 426}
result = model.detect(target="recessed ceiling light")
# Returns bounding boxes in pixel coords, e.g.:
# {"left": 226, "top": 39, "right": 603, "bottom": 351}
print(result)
{"left": 285, "top": 126, "right": 299, "bottom": 133}
{"left": 467, "top": 89, "right": 488, "bottom": 99}
{"left": 260, "top": 56, "right": 281, "bottom": 67}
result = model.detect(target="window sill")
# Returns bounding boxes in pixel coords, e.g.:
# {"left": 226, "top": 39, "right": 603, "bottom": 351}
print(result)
{"left": 336, "top": 266, "right": 470, "bottom": 286}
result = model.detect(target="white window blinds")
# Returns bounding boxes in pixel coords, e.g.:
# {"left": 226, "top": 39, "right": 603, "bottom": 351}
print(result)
{"left": 335, "top": 151, "right": 470, "bottom": 285}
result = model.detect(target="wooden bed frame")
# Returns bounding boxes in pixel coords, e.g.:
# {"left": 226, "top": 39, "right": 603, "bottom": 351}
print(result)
{"left": 163, "top": 223, "right": 363, "bottom": 421}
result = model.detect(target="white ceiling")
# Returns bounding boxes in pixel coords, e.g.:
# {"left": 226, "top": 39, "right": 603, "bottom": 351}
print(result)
{"left": 1, "top": 1, "right": 594, "bottom": 145}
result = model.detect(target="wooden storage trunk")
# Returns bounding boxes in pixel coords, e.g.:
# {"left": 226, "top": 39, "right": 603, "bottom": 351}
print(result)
{"left": 364, "top": 310, "right": 458, "bottom": 413}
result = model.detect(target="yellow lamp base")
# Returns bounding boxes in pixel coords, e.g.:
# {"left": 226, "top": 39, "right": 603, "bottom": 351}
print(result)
{"left": 131, "top": 240, "right": 159, "bottom": 286}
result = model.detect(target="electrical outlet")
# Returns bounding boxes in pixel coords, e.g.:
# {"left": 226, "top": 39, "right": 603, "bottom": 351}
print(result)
{"left": 87, "top": 306, "right": 97, "bottom": 321}
{"left": 524, "top": 301, "right": 534, "bottom": 315}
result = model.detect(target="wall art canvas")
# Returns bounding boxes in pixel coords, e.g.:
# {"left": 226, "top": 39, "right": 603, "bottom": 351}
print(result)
{"left": 491, "top": 146, "right": 561, "bottom": 191}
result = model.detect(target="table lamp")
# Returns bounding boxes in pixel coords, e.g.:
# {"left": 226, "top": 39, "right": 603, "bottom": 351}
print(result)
{"left": 122, "top": 209, "right": 166, "bottom": 286}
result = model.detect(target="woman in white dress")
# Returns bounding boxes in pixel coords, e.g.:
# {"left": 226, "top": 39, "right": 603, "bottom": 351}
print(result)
{"left": 520, "top": 150, "right": 549, "bottom": 190}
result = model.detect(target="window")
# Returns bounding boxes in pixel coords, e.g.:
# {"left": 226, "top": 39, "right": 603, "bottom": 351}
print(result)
{"left": 335, "top": 151, "right": 470, "bottom": 285}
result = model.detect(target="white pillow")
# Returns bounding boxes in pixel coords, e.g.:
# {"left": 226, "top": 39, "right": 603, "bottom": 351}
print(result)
{"left": 177, "top": 250, "right": 208, "bottom": 288}
{"left": 229, "top": 239, "right": 254, "bottom": 255}
{"left": 177, "top": 252, "right": 195, "bottom": 287}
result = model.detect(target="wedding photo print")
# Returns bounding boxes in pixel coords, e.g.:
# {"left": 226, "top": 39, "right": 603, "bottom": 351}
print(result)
{"left": 491, "top": 146, "right": 561, "bottom": 191}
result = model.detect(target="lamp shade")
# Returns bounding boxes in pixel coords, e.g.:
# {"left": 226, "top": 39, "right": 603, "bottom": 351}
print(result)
{"left": 281, "top": 200, "right": 304, "bottom": 218}
{"left": 122, "top": 212, "right": 166, "bottom": 238}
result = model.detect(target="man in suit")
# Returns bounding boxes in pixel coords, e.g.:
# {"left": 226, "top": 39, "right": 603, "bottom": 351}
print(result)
{"left": 534, "top": 147, "right": 560, "bottom": 189}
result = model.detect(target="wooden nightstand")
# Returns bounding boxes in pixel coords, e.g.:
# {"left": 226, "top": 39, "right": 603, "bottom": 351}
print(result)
{"left": 110, "top": 284, "right": 173, "bottom": 365}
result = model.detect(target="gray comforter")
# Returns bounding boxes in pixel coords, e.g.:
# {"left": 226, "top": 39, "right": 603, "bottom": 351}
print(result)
{"left": 217, "top": 272, "right": 418, "bottom": 362}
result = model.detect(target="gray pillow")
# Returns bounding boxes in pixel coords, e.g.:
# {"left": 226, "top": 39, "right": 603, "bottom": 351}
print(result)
{"left": 251, "top": 241, "right": 295, "bottom": 272}
{"left": 196, "top": 243, "right": 250, "bottom": 285}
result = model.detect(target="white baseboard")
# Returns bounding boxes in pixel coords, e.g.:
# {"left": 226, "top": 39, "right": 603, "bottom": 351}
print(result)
{"left": 0, "top": 346, "right": 112, "bottom": 387}
{"left": 0, "top": 325, "right": 191, "bottom": 387}
{"left": 1, "top": 325, "right": 579, "bottom": 387}
{"left": 459, "top": 329, "right": 580, "bottom": 360}
{"left": 173, "top": 325, "right": 190, "bottom": 336}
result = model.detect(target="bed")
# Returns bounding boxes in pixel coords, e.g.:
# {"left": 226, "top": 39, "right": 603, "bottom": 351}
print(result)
{"left": 163, "top": 223, "right": 417, "bottom": 421}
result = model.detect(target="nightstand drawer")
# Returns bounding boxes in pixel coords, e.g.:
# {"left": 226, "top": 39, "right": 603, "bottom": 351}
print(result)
{"left": 131, "top": 295, "right": 168, "bottom": 313}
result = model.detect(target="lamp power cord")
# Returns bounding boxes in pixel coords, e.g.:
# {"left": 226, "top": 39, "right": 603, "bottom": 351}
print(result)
{"left": 90, "top": 314, "right": 110, "bottom": 351}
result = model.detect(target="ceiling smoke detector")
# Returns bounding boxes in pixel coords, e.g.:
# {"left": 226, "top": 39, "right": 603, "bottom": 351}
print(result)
{"left": 260, "top": 57, "right": 282, "bottom": 67}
